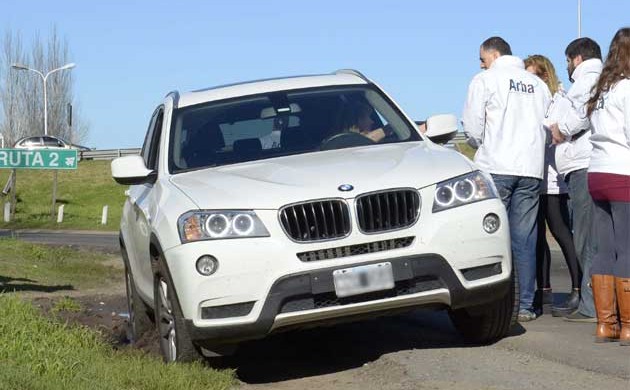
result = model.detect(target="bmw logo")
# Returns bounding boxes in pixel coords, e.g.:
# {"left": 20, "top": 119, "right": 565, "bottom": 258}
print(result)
{"left": 338, "top": 184, "right": 354, "bottom": 192}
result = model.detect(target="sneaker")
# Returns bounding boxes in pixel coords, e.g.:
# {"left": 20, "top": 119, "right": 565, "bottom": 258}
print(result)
{"left": 518, "top": 309, "right": 537, "bottom": 322}
{"left": 563, "top": 310, "right": 597, "bottom": 323}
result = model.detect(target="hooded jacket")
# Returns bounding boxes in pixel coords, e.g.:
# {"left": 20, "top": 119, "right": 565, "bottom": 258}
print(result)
{"left": 553, "top": 58, "right": 603, "bottom": 176}
{"left": 463, "top": 55, "right": 550, "bottom": 179}
{"left": 589, "top": 77, "right": 630, "bottom": 175}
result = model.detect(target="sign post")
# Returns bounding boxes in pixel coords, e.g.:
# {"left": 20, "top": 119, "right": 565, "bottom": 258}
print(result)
{"left": 0, "top": 149, "right": 78, "bottom": 221}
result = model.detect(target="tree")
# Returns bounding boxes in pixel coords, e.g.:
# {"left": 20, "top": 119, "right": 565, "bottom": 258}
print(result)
{"left": 0, "top": 27, "right": 89, "bottom": 147}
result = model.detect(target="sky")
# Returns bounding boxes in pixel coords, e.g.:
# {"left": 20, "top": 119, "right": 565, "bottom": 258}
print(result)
{"left": 3, "top": 0, "right": 629, "bottom": 149}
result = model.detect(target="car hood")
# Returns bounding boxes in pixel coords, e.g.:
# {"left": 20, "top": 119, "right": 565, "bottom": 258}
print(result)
{"left": 169, "top": 142, "right": 474, "bottom": 209}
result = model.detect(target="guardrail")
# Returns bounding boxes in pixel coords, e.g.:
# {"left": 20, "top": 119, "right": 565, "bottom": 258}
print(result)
{"left": 452, "top": 132, "right": 467, "bottom": 143}
{"left": 80, "top": 148, "right": 141, "bottom": 160}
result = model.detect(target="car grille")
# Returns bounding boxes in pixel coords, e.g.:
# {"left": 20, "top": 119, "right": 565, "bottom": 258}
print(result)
{"left": 280, "top": 200, "right": 351, "bottom": 242}
{"left": 296, "top": 236, "right": 415, "bottom": 262}
{"left": 279, "top": 276, "right": 445, "bottom": 314}
{"left": 356, "top": 189, "right": 421, "bottom": 233}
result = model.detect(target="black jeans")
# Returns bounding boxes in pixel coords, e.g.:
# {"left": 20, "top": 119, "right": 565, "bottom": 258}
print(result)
{"left": 536, "top": 194, "right": 581, "bottom": 290}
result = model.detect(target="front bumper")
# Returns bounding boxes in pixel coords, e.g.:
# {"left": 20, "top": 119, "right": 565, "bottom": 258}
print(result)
{"left": 185, "top": 253, "right": 509, "bottom": 346}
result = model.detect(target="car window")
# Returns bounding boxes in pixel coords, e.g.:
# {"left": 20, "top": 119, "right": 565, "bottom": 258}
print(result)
{"left": 42, "top": 136, "right": 64, "bottom": 147}
{"left": 141, "top": 110, "right": 159, "bottom": 168}
{"left": 23, "top": 137, "right": 41, "bottom": 147}
{"left": 169, "top": 86, "right": 420, "bottom": 173}
{"left": 146, "top": 109, "right": 163, "bottom": 171}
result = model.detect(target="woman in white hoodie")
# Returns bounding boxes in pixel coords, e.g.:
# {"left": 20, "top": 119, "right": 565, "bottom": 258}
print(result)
{"left": 586, "top": 27, "right": 630, "bottom": 345}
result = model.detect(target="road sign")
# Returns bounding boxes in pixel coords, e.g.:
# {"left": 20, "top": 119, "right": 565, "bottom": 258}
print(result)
{"left": 0, "top": 148, "right": 78, "bottom": 170}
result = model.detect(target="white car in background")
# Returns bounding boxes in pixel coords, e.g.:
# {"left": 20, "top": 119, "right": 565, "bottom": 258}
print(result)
{"left": 112, "top": 70, "right": 516, "bottom": 363}
{"left": 13, "top": 135, "right": 91, "bottom": 152}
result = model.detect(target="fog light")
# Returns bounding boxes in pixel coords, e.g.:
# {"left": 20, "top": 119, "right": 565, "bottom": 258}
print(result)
{"left": 196, "top": 255, "right": 219, "bottom": 276}
{"left": 483, "top": 213, "right": 500, "bottom": 234}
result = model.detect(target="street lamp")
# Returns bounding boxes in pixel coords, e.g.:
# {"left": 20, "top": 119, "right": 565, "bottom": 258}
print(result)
{"left": 11, "top": 62, "right": 76, "bottom": 136}
{"left": 577, "top": 0, "right": 582, "bottom": 37}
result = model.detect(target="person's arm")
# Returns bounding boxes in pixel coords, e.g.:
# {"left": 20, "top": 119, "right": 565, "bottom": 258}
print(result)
{"left": 557, "top": 76, "right": 594, "bottom": 137}
{"left": 462, "top": 75, "right": 487, "bottom": 148}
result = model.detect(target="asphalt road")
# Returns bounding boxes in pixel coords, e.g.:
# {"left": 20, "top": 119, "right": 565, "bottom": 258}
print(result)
{"left": 230, "top": 248, "right": 630, "bottom": 390}
{"left": 5, "top": 230, "right": 630, "bottom": 389}
{"left": 0, "top": 229, "right": 118, "bottom": 252}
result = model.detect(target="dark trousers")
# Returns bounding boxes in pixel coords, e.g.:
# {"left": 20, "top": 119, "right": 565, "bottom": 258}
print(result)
{"left": 591, "top": 200, "right": 630, "bottom": 278}
{"left": 536, "top": 194, "right": 581, "bottom": 290}
{"left": 566, "top": 169, "right": 596, "bottom": 317}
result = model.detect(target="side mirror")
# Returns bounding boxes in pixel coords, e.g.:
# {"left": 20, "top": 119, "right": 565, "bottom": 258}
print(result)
{"left": 111, "top": 155, "right": 156, "bottom": 185}
{"left": 423, "top": 114, "right": 459, "bottom": 144}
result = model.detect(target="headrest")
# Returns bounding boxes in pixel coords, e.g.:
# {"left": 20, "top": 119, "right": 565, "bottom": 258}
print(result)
{"left": 233, "top": 138, "right": 262, "bottom": 156}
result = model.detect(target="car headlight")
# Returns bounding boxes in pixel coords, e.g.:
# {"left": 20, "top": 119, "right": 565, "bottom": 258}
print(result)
{"left": 178, "top": 210, "right": 270, "bottom": 243}
{"left": 432, "top": 171, "right": 497, "bottom": 212}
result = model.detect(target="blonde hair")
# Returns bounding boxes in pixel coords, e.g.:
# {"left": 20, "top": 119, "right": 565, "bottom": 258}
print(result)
{"left": 524, "top": 55, "right": 560, "bottom": 95}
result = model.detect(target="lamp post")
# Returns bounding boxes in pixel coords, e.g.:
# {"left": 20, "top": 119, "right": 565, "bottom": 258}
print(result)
{"left": 11, "top": 62, "right": 76, "bottom": 136}
{"left": 577, "top": 0, "right": 582, "bottom": 38}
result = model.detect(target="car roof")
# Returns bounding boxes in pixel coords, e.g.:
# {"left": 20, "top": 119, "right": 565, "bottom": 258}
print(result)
{"left": 174, "top": 71, "right": 369, "bottom": 108}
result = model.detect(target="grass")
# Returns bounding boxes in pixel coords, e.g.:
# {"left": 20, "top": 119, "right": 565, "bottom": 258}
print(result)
{"left": 452, "top": 142, "right": 475, "bottom": 160}
{"left": 0, "top": 240, "right": 235, "bottom": 389}
{"left": 0, "top": 239, "right": 121, "bottom": 293}
{"left": 0, "top": 295, "right": 235, "bottom": 390}
{"left": 51, "top": 296, "right": 82, "bottom": 314}
{"left": 0, "top": 160, "right": 126, "bottom": 230}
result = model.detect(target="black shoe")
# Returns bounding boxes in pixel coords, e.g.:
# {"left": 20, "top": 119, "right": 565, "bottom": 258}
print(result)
{"left": 551, "top": 289, "right": 580, "bottom": 317}
{"left": 534, "top": 289, "right": 554, "bottom": 315}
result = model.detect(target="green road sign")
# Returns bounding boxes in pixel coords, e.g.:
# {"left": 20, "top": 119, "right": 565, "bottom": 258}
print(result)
{"left": 0, "top": 148, "right": 78, "bottom": 170}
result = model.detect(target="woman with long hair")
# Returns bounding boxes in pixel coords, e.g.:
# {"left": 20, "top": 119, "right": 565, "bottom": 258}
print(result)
{"left": 585, "top": 27, "right": 630, "bottom": 345}
{"left": 524, "top": 55, "right": 581, "bottom": 315}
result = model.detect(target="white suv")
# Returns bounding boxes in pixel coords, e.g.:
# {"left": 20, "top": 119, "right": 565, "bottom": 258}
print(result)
{"left": 112, "top": 70, "right": 516, "bottom": 362}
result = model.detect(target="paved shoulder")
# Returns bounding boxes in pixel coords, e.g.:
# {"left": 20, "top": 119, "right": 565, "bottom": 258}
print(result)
{"left": 0, "top": 229, "right": 119, "bottom": 251}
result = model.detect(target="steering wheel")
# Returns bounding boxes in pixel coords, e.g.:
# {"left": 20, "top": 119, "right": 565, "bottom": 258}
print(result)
{"left": 320, "top": 132, "right": 375, "bottom": 151}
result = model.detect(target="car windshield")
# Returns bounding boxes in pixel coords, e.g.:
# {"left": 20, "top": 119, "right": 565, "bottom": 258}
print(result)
{"left": 169, "top": 85, "right": 421, "bottom": 173}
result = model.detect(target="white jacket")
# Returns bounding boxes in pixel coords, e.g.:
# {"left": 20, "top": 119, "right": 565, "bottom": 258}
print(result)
{"left": 463, "top": 55, "right": 550, "bottom": 179}
{"left": 589, "top": 77, "right": 630, "bottom": 175}
{"left": 543, "top": 144, "right": 568, "bottom": 194}
{"left": 553, "top": 59, "right": 603, "bottom": 176}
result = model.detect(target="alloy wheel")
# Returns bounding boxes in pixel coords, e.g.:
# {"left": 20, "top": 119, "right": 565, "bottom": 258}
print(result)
{"left": 157, "top": 277, "right": 177, "bottom": 362}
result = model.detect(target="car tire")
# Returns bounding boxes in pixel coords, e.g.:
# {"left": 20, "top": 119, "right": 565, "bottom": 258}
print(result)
{"left": 153, "top": 255, "right": 203, "bottom": 363}
{"left": 121, "top": 246, "right": 153, "bottom": 344}
{"left": 448, "top": 261, "right": 519, "bottom": 344}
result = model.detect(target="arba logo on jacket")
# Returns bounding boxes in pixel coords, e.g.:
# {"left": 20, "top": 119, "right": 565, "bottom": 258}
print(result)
{"left": 509, "top": 79, "right": 535, "bottom": 93}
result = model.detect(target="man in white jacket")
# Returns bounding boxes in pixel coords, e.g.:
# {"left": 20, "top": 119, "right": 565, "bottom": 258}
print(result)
{"left": 549, "top": 38, "right": 603, "bottom": 322}
{"left": 463, "top": 37, "right": 550, "bottom": 322}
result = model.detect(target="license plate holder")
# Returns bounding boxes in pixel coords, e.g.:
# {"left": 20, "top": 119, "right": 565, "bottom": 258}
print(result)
{"left": 333, "top": 262, "right": 395, "bottom": 298}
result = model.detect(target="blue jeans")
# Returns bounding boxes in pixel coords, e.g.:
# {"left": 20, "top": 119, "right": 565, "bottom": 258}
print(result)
{"left": 492, "top": 174, "right": 541, "bottom": 312}
{"left": 566, "top": 169, "right": 596, "bottom": 317}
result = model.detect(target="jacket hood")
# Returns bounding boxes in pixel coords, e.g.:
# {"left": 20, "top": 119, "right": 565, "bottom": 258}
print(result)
{"left": 491, "top": 55, "right": 525, "bottom": 70}
{"left": 169, "top": 143, "right": 474, "bottom": 209}
{"left": 571, "top": 58, "right": 603, "bottom": 81}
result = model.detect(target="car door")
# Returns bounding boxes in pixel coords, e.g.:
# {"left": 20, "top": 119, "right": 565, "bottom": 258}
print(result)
{"left": 126, "top": 107, "right": 164, "bottom": 302}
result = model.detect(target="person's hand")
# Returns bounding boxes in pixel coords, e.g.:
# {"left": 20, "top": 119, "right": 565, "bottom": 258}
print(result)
{"left": 363, "top": 128, "right": 386, "bottom": 142}
{"left": 550, "top": 123, "right": 566, "bottom": 144}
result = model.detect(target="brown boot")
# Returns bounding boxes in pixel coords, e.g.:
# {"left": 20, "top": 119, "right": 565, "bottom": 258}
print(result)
{"left": 592, "top": 274, "right": 620, "bottom": 342}
{"left": 616, "top": 277, "right": 630, "bottom": 346}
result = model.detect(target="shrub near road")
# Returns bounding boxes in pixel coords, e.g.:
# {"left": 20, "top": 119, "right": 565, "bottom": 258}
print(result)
{"left": 0, "top": 160, "right": 125, "bottom": 230}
